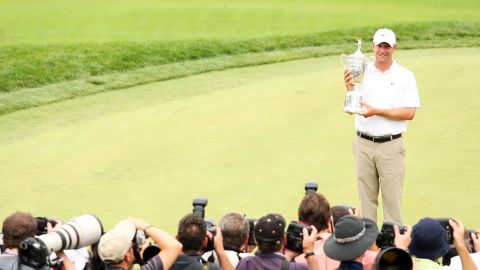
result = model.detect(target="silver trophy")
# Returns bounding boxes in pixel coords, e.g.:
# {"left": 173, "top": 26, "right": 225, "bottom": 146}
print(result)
{"left": 340, "top": 39, "right": 374, "bottom": 114}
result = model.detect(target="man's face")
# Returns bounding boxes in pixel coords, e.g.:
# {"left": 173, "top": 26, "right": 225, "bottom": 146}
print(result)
{"left": 373, "top": 42, "right": 397, "bottom": 65}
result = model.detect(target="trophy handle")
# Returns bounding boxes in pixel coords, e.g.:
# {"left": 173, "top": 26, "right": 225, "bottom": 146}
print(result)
{"left": 340, "top": 54, "right": 348, "bottom": 69}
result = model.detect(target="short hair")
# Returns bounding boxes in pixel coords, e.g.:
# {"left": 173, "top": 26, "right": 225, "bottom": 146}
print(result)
{"left": 257, "top": 241, "right": 283, "bottom": 254}
{"left": 219, "top": 213, "right": 249, "bottom": 251}
{"left": 2, "top": 211, "right": 37, "bottom": 248}
{"left": 177, "top": 214, "right": 206, "bottom": 252}
{"left": 331, "top": 205, "right": 351, "bottom": 226}
{"left": 298, "top": 192, "right": 331, "bottom": 231}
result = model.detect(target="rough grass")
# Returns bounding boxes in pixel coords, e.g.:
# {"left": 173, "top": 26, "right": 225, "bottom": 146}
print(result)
{"left": 0, "top": 21, "right": 479, "bottom": 116}
{"left": 1, "top": 21, "right": 479, "bottom": 93}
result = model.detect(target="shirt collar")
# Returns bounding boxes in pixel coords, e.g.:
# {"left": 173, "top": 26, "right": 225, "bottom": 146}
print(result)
{"left": 368, "top": 60, "right": 398, "bottom": 75}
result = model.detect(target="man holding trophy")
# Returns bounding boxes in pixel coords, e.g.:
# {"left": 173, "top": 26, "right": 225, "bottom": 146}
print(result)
{"left": 342, "top": 28, "right": 421, "bottom": 223}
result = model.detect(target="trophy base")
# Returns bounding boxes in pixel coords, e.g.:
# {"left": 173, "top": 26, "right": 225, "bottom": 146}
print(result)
{"left": 344, "top": 107, "right": 364, "bottom": 114}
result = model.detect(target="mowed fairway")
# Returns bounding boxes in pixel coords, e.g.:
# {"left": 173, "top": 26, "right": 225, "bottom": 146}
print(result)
{"left": 0, "top": 48, "right": 479, "bottom": 231}
{"left": 0, "top": 0, "right": 479, "bottom": 44}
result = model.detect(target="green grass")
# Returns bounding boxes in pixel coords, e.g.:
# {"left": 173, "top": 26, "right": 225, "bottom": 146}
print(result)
{"left": 1, "top": 48, "right": 479, "bottom": 231}
{"left": 1, "top": 0, "right": 479, "bottom": 44}
{"left": 1, "top": 21, "right": 480, "bottom": 116}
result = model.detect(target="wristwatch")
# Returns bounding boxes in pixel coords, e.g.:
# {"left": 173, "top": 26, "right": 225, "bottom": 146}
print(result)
{"left": 304, "top": 251, "right": 315, "bottom": 259}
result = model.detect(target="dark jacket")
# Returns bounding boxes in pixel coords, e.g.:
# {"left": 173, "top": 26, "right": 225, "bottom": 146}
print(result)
{"left": 170, "top": 254, "right": 220, "bottom": 270}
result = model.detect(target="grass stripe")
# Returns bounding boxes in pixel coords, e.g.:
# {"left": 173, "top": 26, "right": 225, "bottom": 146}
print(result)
{"left": 1, "top": 21, "right": 480, "bottom": 116}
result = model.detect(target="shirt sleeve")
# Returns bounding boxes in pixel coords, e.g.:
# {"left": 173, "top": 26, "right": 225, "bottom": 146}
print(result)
{"left": 141, "top": 255, "right": 164, "bottom": 270}
{"left": 401, "top": 72, "right": 421, "bottom": 108}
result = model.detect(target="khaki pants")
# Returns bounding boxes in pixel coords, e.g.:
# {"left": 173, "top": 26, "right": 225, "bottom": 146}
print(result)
{"left": 352, "top": 136, "right": 405, "bottom": 223}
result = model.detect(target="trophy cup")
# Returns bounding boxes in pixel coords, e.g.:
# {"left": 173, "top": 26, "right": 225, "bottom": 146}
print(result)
{"left": 340, "top": 38, "right": 374, "bottom": 114}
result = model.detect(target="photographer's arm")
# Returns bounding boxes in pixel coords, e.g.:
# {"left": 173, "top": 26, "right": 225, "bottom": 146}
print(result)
{"left": 304, "top": 226, "right": 321, "bottom": 270}
{"left": 54, "top": 251, "right": 76, "bottom": 270}
{"left": 129, "top": 218, "right": 182, "bottom": 270}
{"left": 393, "top": 225, "right": 420, "bottom": 270}
{"left": 450, "top": 219, "right": 477, "bottom": 270}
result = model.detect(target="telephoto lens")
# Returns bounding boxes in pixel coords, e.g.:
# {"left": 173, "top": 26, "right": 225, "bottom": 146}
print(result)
{"left": 20, "top": 214, "right": 103, "bottom": 268}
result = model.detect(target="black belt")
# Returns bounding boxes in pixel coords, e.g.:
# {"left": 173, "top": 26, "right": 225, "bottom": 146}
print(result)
{"left": 357, "top": 131, "right": 402, "bottom": 143}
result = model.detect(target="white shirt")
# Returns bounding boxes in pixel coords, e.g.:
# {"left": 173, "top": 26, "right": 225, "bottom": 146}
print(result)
{"left": 202, "top": 250, "right": 253, "bottom": 267}
{"left": 355, "top": 61, "right": 421, "bottom": 136}
{"left": 449, "top": 252, "right": 480, "bottom": 270}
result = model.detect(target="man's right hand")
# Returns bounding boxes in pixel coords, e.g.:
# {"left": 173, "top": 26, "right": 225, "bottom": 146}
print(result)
{"left": 344, "top": 70, "right": 354, "bottom": 91}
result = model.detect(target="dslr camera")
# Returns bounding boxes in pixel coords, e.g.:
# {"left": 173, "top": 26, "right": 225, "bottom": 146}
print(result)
{"left": 19, "top": 214, "right": 103, "bottom": 268}
{"left": 285, "top": 221, "right": 312, "bottom": 253}
{"left": 247, "top": 218, "right": 257, "bottom": 246}
{"left": 436, "top": 218, "right": 454, "bottom": 245}
{"left": 304, "top": 182, "right": 318, "bottom": 194}
{"left": 376, "top": 221, "right": 406, "bottom": 249}
{"left": 192, "top": 197, "right": 216, "bottom": 252}
{"left": 35, "top": 217, "right": 58, "bottom": 235}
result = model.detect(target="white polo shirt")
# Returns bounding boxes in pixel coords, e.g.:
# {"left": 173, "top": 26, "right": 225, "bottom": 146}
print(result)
{"left": 355, "top": 61, "right": 421, "bottom": 136}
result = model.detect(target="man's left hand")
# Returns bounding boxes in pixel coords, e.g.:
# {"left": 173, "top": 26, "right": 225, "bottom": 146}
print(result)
{"left": 360, "top": 102, "right": 380, "bottom": 118}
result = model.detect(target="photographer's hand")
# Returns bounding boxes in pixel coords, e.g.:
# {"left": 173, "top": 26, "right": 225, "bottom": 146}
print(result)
{"left": 128, "top": 217, "right": 182, "bottom": 270}
{"left": 450, "top": 218, "right": 476, "bottom": 270}
{"left": 393, "top": 224, "right": 411, "bottom": 251}
{"left": 54, "top": 251, "right": 76, "bottom": 270}
{"left": 303, "top": 225, "right": 322, "bottom": 270}
{"left": 471, "top": 231, "right": 480, "bottom": 253}
{"left": 212, "top": 227, "right": 235, "bottom": 270}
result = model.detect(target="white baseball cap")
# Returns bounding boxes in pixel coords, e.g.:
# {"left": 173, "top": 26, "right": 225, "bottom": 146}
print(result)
{"left": 373, "top": 28, "right": 396, "bottom": 46}
{"left": 98, "top": 220, "right": 136, "bottom": 263}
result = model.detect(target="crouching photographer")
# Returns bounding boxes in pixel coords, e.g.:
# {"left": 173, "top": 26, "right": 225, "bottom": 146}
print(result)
{"left": 293, "top": 191, "right": 339, "bottom": 270}
{"left": 0, "top": 211, "right": 75, "bottom": 270}
{"left": 409, "top": 217, "right": 476, "bottom": 270}
{"left": 169, "top": 213, "right": 220, "bottom": 270}
{"left": 202, "top": 212, "right": 253, "bottom": 267}
{"left": 236, "top": 213, "right": 323, "bottom": 270}
{"left": 98, "top": 218, "right": 182, "bottom": 270}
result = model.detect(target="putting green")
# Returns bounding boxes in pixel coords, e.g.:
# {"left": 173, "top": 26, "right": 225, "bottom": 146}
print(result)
{"left": 0, "top": 48, "right": 479, "bottom": 232}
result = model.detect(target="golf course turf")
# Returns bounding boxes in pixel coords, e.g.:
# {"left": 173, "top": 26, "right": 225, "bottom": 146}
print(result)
{"left": 1, "top": 48, "right": 479, "bottom": 231}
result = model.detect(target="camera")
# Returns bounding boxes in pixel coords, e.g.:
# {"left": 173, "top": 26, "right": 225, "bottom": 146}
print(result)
{"left": 376, "top": 221, "right": 406, "bottom": 249}
{"left": 133, "top": 230, "right": 149, "bottom": 265}
{"left": 375, "top": 247, "right": 413, "bottom": 270}
{"left": 468, "top": 229, "right": 478, "bottom": 253}
{"left": 304, "top": 182, "right": 318, "bottom": 194}
{"left": 247, "top": 218, "right": 257, "bottom": 246}
{"left": 192, "top": 197, "right": 215, "bottom": 252}
{"left": 285, "top": 221, "right": 312, "bottom": 253}
{"left": 192, "top": 197, "right": 208, "bottom": 218}
{"left": 35, "top": 217, "right": 58, "bottom": 235}
{"left": 19, "top": 214, "right": 103, "bottom": 268}
{"left": 435, "top": 218, "right": 454, "bottom": 245}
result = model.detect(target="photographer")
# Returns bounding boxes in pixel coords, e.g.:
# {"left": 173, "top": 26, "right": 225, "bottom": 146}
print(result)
{"left": 202, "top": 212, "right": 252, "bottom": 267}
{"left": 98, "top": 218, "right": 182, "bottom": 270}
{"left": 450, "top": 230, "right": 480, "bottom": 270}
{"left": 409, "top": 218, "right": 476, "bottom": 270}
{"left": 294, "top": 192, "right": 339, "bottom": 270}
{"left": 236, "top": 213, "right": 322, "bottom": 270}
{"left": 170, "top": 214, "right": 220, "bottom": 270}
{"left": 323, "top": 216, "right": 378, "bottom": 270}
{"left": 0, "top": 211, "right": 75, "bottom": 270}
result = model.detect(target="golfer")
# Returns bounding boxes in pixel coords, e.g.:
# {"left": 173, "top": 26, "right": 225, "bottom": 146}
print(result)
{"left": 343, "top": 28, "right": 421, "bottom": 223}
